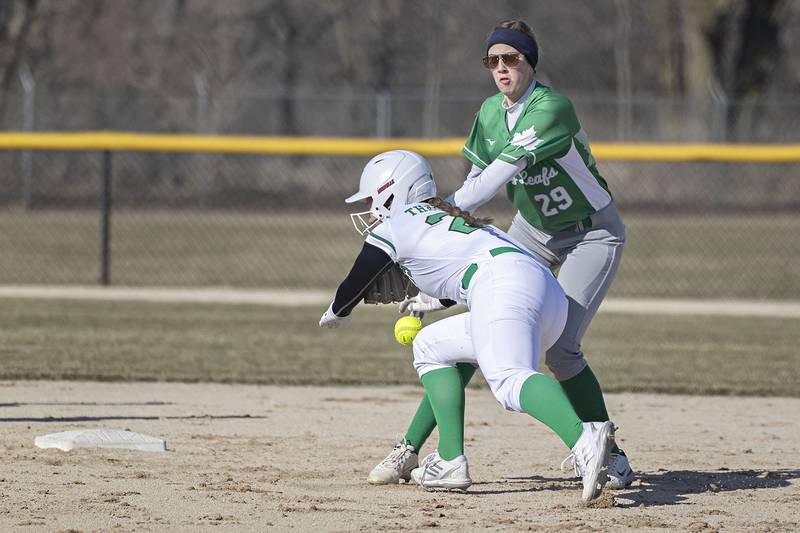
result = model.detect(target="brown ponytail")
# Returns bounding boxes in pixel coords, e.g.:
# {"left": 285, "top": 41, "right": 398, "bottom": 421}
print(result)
{"left": 426, "top": 197, "right": 493, "bottom": 228}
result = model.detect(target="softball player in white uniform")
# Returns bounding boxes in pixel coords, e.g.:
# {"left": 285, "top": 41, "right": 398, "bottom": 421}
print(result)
{"left": 320, "top": 150, "right": 615, "bottom": 501}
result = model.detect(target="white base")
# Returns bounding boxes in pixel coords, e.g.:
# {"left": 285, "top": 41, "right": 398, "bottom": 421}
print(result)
{"left": 35, "top": 429, "right": 166, "bottom": 452}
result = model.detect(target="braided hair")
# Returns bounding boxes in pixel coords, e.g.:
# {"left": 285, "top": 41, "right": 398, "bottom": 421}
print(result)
{"left": 425, "top": 197, "right": 493, "bottom": 228}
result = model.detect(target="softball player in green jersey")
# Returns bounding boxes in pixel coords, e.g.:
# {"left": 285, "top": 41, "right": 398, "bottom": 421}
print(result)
{"left": 369, "top": 19, "right": 635, "bottom": 489}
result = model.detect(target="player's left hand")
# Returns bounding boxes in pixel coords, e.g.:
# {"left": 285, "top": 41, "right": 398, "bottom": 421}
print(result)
{"left": 399, "top": 292, "right": 446, "bottom": 314}
{"left": 319, "top": 304, "right": 352, "bottom": 328}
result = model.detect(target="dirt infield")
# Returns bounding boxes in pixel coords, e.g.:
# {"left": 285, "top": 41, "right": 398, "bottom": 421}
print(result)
{"left": 1, "top": 381, "right": 798, "bottom": 532}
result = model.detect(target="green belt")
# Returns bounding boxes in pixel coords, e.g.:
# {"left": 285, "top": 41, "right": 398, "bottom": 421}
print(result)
{"left": 460, "top": 247, "right": 524, "bottom": 291}
{"left": 577, "top": 215, "right": 593, "bottom": 231}
{"left": 560, "top": 215, "right": 593, "bottom": 233}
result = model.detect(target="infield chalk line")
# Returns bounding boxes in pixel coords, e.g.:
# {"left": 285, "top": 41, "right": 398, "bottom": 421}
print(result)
{"left": 1, "top": 285, "right": 800, "bottom": 318}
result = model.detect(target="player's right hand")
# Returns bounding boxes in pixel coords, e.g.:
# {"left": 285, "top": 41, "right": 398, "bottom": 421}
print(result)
{"left": 319, "top": 304, "right": 352, "bottom": 328}
{"left": 398, "top": 293, "right": 446, "bottom": 314}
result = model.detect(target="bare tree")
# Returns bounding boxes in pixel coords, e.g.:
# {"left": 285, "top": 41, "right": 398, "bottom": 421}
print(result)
{"left": 0, "top": 0, "right": 38, "bottom": 119}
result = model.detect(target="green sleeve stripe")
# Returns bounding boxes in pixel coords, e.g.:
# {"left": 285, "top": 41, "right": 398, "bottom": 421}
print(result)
{"left": 367, "top": 232, "right": 396, "bottom": 252}
{"left": 499, "top": 149, "right": 537, "bottom": 166}
{"left": 497, "top": 152, "right": 520, "bottom": 163}
{"left": 462, "top": 145, "right": 489, "bottom": 168}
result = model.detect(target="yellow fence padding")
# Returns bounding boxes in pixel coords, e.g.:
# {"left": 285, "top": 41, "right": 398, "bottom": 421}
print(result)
{"left": 0, "top": 132, "right": 798, "bottom": 162}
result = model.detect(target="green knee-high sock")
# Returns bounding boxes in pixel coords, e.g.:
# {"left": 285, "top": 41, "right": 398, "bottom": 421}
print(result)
{"left": 519, "top": 373, "right": 584, "bottom": 449}
{"left": 559, "top": 365, "right": 610, "bottom": 422}
{"left": 558, "top": 365, "right": 620, "bottom": 453}
{"left": 404, "top": 363, "right": 476, "bottom": 452}
{"left": 419, "top": 367, "right": 467, "bottom": 461}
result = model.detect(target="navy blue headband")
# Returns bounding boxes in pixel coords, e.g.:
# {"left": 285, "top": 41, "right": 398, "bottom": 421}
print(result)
{"left": 486, "top": 28, "right": 538, "bottom": 70}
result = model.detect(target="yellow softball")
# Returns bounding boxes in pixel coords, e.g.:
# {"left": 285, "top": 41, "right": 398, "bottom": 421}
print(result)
{"left": 394, "top": 316, "right": 422, "bottom": 346}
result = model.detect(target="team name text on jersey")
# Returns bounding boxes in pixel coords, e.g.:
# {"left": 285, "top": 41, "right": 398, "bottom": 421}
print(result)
{"left": 403, "top": 204, "right": 437, "bottom": 216}
{"left": 511, "top": 166, "right": 559, "bottom": 187}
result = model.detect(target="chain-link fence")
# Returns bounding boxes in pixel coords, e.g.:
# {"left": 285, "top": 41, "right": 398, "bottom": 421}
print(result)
{"left": 0, "top": 147, "right": 797, "bottom": 299}
{"left": 4, "top": 85, "right": 800, "bottom": 142}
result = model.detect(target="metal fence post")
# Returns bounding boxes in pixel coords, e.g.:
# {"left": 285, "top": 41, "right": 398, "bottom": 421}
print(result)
{"left": 19, "top": 64, "right": 35, "bottom": 209}
{"left": 709, "top": 79, "right": 729, "bottom": 142}
{"left": 376, "top": 90, "right": 391, "bottom": 138}
{"left": 614, "top": 0, "right": 632, "bottom": 141}
{"left": 193, "top": 72, "right": 211, "bottom": 207}
{"left": 422, "top": 0, "right": 441, "bottom": 138}
{"left": 193, "top": 72, "right": 210, "bottom": 134}
{"left": 100, "top": 150, "right": 113, "bottom": 286}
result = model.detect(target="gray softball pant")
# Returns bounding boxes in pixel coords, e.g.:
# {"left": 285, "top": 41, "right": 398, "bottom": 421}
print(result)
{"left": 506, "top": 202, "right": 626, "bottom": 381}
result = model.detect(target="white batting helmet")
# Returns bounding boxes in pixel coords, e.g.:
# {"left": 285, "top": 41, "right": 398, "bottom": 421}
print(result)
{"left": 346, "top": 150, "right": 437, "bottom": 234}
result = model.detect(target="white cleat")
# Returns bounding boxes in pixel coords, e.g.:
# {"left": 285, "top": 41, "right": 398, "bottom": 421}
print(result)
{"left": 367, "top": 440, "right": 418, "bottom": 485}
{"left": 562, "top": 448, "right": 635, "bottom": 490}
{"left": 410, "top": 451, "right": 472, "bottom": 490}
{"left": 606, "top": 452, "right": 636, "bottom": 489}
{"left": 566, "top": 421, "right": 615, "bottom": 501}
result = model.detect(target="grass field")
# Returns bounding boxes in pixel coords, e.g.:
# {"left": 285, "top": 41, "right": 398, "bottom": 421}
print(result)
{"left": 1, "top": 297, "right": 797, "bottom": 397}
{"left": 1, "top": 208, "right": 798, "bottom": 298}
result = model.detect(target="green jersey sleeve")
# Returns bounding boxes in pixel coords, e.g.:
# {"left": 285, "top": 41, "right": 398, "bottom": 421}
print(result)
{"left": 497, "top": 96, "right": 576, "bottom": 166}
{"left": 461, "top": 112, "right": 491, "bottom": 169}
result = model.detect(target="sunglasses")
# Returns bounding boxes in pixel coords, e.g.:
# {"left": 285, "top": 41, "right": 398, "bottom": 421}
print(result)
{"left": 482, "top": 53, "right": 523, "bottom": 69}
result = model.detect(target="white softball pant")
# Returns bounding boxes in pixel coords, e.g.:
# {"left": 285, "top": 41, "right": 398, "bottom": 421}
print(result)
{"left": 412, "top": 254, "right": 568, "bottom": 412}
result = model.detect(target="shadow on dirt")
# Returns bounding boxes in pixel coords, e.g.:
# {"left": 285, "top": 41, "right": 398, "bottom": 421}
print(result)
{"left": 468, "top": 474, "right": 579, "bottom": 495}
{"left": 612, "top": 468, "right": 800, "bottom": 507}
{"left": 0, "top": 401, "right": 266, "bottom": 422}
{"left": 0, "top": 414, "right": 265, "bottom": 423}
{"left": 459, "top": 469, "right": 799, "bottom": 502}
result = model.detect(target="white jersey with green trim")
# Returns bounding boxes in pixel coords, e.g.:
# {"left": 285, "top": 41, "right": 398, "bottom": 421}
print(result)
{"left": 462, "top": 82, "right": 613, "bottom": 232}
{"left": 364, "top": 202, "right": 536, "bottom": 304}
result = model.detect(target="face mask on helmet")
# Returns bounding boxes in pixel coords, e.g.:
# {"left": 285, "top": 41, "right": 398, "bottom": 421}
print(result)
{"left": 349, "top": 198, "right": 385, "bottom": 235}
{"left": 345, "top": 150, "right": 437, "bottom": 235}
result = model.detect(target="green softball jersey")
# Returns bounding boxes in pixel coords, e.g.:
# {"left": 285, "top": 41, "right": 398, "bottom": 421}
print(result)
{"left": 462, "top": 83, "right": 612, "bottom": 232}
